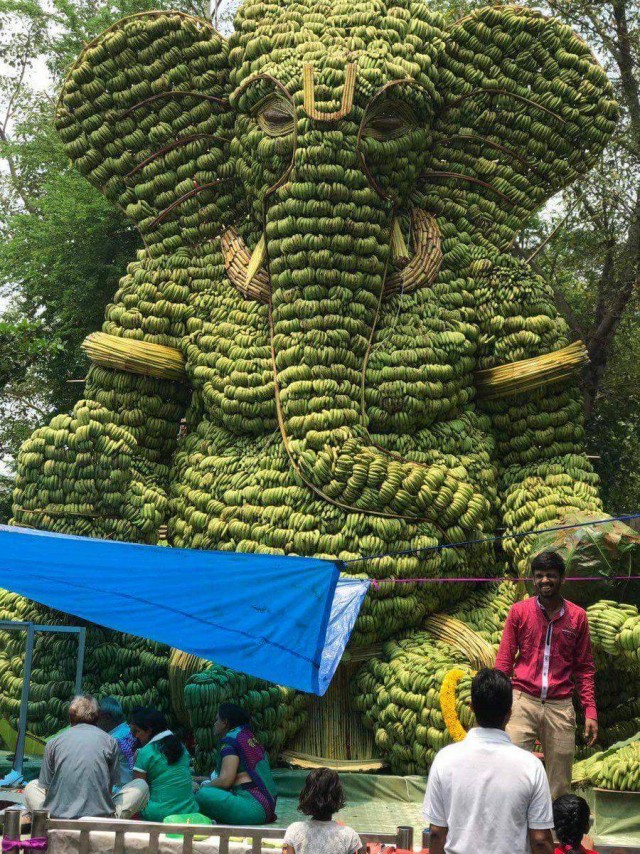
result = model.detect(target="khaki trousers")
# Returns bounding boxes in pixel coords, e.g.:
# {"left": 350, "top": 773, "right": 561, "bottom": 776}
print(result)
{"left": 24, "top": 779, "right": 150, "bottom": 819}
{"left": 506, "top": 690, "right": 575, "bottom": 800}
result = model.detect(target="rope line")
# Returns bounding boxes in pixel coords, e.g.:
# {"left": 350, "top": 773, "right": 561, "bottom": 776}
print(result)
{"left": 370, "top": 576, "right": 640, "bottom": 589}
{"left": 344, "top": 512, "right": 640, "bottom": 565}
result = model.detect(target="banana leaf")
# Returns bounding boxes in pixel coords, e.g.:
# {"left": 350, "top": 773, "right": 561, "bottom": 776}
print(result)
{"left": 530, "top": 515, "right": 640, "bottom": 606}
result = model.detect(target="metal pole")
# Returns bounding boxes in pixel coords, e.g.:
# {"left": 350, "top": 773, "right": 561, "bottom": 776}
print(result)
{"left": 74, "top": 628, "right": 86, "bottom": 696}
{"left": 3, "top": 808, "right": 23, "bottom": 853}
{"left": 14, "top": 622, "right": 35, "bottom": 777}
{"left": 31, "top": 809, "right": 49, "bottom": 840}
{"left": 396, "top": 826, "right": 413, "bottom": 850}
{"left": 422, "top": 828, "right": 430, "bottom": 851}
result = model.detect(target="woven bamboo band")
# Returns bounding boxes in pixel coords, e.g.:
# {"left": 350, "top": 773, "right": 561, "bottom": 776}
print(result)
{"left": 474, "top": 340, "right": 589, "bottom": 400}
{"left": 82, "top": 332, "right": 187, "bottom": 382}
{"left": 168, "top": 648, "right": 207, "bottom": 725}
{"left": 424, "top": 614, "right": 496, "bottom": 669}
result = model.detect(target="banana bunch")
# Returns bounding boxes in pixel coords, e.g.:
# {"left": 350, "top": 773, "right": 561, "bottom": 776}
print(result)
{"left": 588, "top": 601, "right": 640, "bottom": 662}
{"left": 426, "top": 6, "right": 616, "bottom": 251}
{"left": 184, "top": 664, "right": 308, "bottom": 773}
{"left": 0, "top": 592, "right": 170, "bottom": 736}
{"left": 574, "top": 736, "right": 640, "bottom": 791}
{"left": 12, "top": 398, "right": 172, "bottom": 542}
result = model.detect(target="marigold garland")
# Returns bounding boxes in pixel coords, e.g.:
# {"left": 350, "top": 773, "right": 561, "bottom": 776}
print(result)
{"left": 440, "top": 667, "right": 471, "bottom": 743}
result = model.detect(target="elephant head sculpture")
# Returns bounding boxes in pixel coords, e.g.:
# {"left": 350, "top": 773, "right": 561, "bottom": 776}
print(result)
{"left": 11, "top": 0, "right": 640, "bottom": 775}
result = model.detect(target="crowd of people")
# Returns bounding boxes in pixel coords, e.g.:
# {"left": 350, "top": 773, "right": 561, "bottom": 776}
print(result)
{"left": 21, "top": 551, "right": 602, "bottom": 854}
{"left": 23, "top": 698, "right": 275, "bottom": 826}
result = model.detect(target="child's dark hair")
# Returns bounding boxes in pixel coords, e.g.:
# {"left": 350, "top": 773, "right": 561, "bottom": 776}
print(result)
{"left": 218, "top": 703, "right": 251, "bottom": 729}
{"left": 553, "top": 794, "right": 591, "bottom": 854}
{"left": 130, "top": 708, "right": 184, "bottom": 765}
{"left": 298, "top": 768, "right": 346, "bottom": 820}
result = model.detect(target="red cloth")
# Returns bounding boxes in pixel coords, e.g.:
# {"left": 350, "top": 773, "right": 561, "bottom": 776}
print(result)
{"left": 495, "top": 596, "right": 597, "bottom": 720}
{"left": 554, "top": 846, "right": 599, "bottom": 854}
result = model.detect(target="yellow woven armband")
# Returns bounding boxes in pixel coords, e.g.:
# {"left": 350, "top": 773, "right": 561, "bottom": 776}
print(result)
{"left": 424, "top": 615, "right": 496, "bottom": 670}
{"left": 475, "top": 340, "right": 588, "bottom": 401}
{"left": 82, "top": 332, "right": 188, "bottom": 382}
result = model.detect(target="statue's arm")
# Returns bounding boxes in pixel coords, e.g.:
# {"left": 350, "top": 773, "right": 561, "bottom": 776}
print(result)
{"left": 476, "top": 259, "right": 601, "bottom": 573}
{"left": 12, "top": 264, "right": 192, "bottom": 543}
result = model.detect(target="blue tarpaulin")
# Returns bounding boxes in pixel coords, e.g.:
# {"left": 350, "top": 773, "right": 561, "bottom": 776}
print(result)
{"left": 0, "top": 526, "right": 369, "bottom": 695}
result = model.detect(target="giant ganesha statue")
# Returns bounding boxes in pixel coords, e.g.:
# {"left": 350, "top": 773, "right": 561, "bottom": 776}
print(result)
{"left": 5, "top": 0, "right": 640, "bottom": 775}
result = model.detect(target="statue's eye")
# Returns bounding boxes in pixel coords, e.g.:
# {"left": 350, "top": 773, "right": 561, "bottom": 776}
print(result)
{"left": 255, "top": 95, "right": 295, "bottom": 137}
{"left": 362, "top": 100, "right": 417, "bottom": 140}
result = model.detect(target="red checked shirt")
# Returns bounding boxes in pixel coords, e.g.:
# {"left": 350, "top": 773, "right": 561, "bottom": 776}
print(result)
{"left": 495, "top": 596, "right": 597, "bottom": 720}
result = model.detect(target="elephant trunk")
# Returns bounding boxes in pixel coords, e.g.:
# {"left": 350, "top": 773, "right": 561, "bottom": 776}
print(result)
{"left": 266, "top": 144, "right": 485, "bottom": 531}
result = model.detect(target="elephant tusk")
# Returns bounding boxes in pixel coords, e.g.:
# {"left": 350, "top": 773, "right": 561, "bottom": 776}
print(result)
{"left": 384, "top": 208, "right": 443, "bottom": 297}
{"left": 220, "top": 228, "right": 271, "bottom": 303}
{"left": 221, "top": 207, "right": 442, "bottom": 303}
{"left": 245, "top": 234, "right": 267, "bottom": 290}
{"left": 390, "top": 218, "right": 410, "bottom": 268}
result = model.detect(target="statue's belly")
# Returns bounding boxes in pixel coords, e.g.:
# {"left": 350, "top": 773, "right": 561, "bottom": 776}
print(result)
{"left": 167, "top": 411, "right": 498, "bottom": 645}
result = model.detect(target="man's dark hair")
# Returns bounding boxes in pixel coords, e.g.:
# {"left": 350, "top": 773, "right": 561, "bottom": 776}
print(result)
{"left": 471, "top": 668, "right": 513, "bottom": 728}
{"left": 98, "top": 696, "right": 125, "bottom": 725}
{"left": 531, "top": 550, "right": 565, "bottom": 576}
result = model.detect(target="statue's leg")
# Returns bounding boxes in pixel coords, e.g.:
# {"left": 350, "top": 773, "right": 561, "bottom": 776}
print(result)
{"left": 353, "top": 581, "right": 518, "bottom": 774}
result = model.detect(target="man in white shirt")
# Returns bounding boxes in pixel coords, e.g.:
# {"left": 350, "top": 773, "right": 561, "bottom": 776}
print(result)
{"left": 423, "top": 669, "right": 554, "bottom": 854}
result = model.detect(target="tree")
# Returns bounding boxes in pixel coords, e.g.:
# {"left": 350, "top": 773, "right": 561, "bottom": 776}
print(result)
{"left": 519, "top": 0, "right": 640, "bottom": 513}
{"left": 540, "top": 0, "right": 640, "bottom": 419}
{"left": 0, "top": 0, "right": 206, "bottom": 522}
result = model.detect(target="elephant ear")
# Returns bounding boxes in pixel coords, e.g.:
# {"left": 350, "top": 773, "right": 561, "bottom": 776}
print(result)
{"left": 422, "top": 5, "right": 618, "bottom": 248}
{"left": 55, "top": 12, "right": 236, "bottom": 253}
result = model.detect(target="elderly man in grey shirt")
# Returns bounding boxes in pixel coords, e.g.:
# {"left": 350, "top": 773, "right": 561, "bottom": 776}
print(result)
{"left": 24, "top": 695, "right": 148, "bottom": 819}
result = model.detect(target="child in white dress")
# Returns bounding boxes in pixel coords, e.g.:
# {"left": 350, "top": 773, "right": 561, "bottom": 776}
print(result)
{"left": 282, "top": 768, "right": 364, "bottom": 854}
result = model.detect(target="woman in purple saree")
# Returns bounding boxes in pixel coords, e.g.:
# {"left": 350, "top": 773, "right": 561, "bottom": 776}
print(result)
{"left": 196, "top": 703, "right": 277, "bottom": 825}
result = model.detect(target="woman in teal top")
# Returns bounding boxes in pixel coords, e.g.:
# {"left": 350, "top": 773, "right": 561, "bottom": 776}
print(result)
{"left": 196, "top": 704, "right": 277, "bottom": 824}
{"left": 130, "top": 709, "right": 198, "bottom": 822}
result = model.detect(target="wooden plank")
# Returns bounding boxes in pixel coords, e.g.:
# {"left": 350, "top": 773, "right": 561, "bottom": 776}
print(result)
{"left": 217, "top": 835, "right": 229, "bottom": 854}
{"left": 251, "top": 836, "right": 262, "bottom": 854}
{"left": 113, "top": 829, "right": 125, "bottom": 854}
{"left": 148, "top": 830, "right": 159, "bottom": 854}
{"left": 78, "top": 830, "right": 90, "bottom": 854}
{"left": 280, "top": 750, "right": 386, "bottom": 772}
{"left": 182, "top": 831, "right": 193, "bottom": 854}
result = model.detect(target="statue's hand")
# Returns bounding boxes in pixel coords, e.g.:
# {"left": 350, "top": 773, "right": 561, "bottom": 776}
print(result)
{"left": 14, "top": 400, "right": 167, "bottom": 540}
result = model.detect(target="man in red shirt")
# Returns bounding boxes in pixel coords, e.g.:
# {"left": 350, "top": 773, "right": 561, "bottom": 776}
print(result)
{"left": 495, "top": 551, "right": 597, "bottom": 799}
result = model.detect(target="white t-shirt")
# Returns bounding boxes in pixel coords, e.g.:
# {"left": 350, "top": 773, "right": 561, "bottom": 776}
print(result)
{"left": 422, "top": 727, "right": 553, "bottom": 854}
{"left": 283, "top": 820, "right": 362, "bottom": 854}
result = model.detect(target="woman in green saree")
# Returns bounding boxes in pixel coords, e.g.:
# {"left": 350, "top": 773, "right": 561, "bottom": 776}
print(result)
{"left": 196, "top": 704, "right": 277, "bottom": 825}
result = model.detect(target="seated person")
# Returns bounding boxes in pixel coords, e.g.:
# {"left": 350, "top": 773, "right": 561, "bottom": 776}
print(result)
{"left": 97, "top": 696, "right": 136, "bottom": 786}
{"left": 196, "top": 703, "right": 277, "bottom": 825}
{"left": 24, "top": 694, "right": 148, "bottom": 819}
{"left": 283, "top": 768, "right": 363, "bottom": 854}
{"left": 130, "top": 708, "right": 199, "bottom": 822}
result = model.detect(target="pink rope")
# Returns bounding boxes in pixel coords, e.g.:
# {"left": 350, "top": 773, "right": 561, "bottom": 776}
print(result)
{"left": 2, "top": 840, "right": 48, "bottom": 852}
{"left": 369, "top": 576, "right": 638, "bottom": 589}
